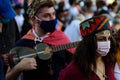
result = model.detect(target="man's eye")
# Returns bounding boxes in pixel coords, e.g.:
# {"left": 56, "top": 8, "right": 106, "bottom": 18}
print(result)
{"left": 43, "top": 14, "right": 49, "bottom": 18}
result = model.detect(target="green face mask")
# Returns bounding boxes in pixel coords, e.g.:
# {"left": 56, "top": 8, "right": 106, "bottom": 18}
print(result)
{"left": 0, "top": 19, "right": 10, "bottom": 24}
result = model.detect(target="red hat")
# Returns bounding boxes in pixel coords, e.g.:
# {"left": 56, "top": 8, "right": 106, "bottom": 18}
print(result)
{"left": 80, "top": 16, "right": 111, "bottom": 37}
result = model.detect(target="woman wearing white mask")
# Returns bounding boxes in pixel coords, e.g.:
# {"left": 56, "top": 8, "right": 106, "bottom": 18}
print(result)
{"left": 58, "top": 16, "right": 116, "bottom": 80}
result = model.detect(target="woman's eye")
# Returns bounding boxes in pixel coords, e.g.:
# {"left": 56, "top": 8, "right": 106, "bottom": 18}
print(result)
{"left": 103, "top": 37, "right": 107, "bottom": 41}
{"left": 97, "top": 36, "right": 111, "bottom": 41}
{"left": 97, "top": 38, "right": 104, "bottom": 41}
{"left": 43, "top": 14, "right": 49, "bottom": 18}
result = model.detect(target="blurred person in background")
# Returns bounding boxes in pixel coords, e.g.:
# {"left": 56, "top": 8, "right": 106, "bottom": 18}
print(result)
{"left": 95, "top": 0, "right": 113, "bottom": 27}
{"left": 108, "top": 1, "right": 118, "bottom": 18}
{"left": 95, "top": 0, "right": 109, "bottom": 16}
{"left": 112, "top": 14, "right": 120, "bottom": 32}
{"left": 56, "top": 1, "right": 68, "bottom": 31}
{"left": 13, "top": 4, "right": 25, "bottom": 38}
{"left": 64, "top": 14, "right": 85, "bottom": 42}
{"left": 0, "top": 0, "right": 16, "bottom": 80}
{"left": 20, "top": 0, "right": 32, "bottom": 37}
{"left": 66, "top": 0, "right": 81, "bottom": 26}
{"left": 83, "top": 0, "right": 97, "bottom": 19}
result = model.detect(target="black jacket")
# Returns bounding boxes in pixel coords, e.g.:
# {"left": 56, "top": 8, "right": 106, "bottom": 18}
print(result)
{"left": 0, "top": 19, "right": 19, "bottom": 54}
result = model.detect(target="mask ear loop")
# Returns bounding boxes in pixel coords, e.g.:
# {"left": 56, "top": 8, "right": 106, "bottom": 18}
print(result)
{"left": 35, "top": 16, "right": 41, "bottom": 21}
{"left": 32, "top": 29, "right": 42, "bottom": 44}
{"left": 35, "top": 16, "right": 43, "bottom": 27}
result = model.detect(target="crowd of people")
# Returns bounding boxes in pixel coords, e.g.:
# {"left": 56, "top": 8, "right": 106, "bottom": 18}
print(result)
{"left": 0, "top": 0, "right": 120, "bottom": 80}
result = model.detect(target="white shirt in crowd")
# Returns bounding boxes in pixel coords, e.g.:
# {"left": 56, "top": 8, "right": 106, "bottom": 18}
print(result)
{"left": 15, "top": 14, "right": 24, "bottom": 33}
{"left": 64, "top": 19, "right": 82, "bottom": 42}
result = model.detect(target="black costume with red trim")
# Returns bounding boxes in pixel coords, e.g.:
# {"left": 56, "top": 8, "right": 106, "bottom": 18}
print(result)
{"left": 15, "top": 29, "right": 74, "bottom": 80}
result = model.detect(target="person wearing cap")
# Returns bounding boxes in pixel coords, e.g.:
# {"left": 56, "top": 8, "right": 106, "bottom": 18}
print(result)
{"left": 6, "top": 0, "right": 74, "bottom": 80}
{"left": 0, "top": 0, "right": 16, "bottom": 80}
{"left": 58, "top": 16, "right": 116, "bottom": 80}
{"left": 13, "top": 4, "right": 25, "bottom": 37}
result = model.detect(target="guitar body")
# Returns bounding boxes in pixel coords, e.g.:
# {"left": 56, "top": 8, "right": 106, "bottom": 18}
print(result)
{"left": 9, "top": 43, "right": 53, "bottom": 66}
{"left": 35, "top": 43, "right": 52, "bottom": 60}
{"left": 9, "top": 47, "right": 36, "bottom": 66}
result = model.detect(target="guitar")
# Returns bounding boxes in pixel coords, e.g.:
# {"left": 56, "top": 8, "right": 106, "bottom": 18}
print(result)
{"left": 9, "top": 41, "right": 80, "bottom": 66}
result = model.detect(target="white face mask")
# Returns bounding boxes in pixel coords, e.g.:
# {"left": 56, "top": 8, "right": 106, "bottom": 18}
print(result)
{"left": 97, "top": 41, "right": 110, "bottom": 56}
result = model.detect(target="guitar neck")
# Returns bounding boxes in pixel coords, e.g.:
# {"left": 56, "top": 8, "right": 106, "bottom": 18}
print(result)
{"left": 51, "top": 41, "right": 80, "bottom": 52}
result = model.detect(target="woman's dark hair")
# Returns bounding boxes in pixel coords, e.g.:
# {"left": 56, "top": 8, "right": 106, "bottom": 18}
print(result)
{"left": 73, "top": 34, "right": 97, "bottom": 79}
{"left": 113, "top": 29, "right": 120, "bottom": 48}
{"left": 73, "top": 31, "right": 116, "bottom": 79}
